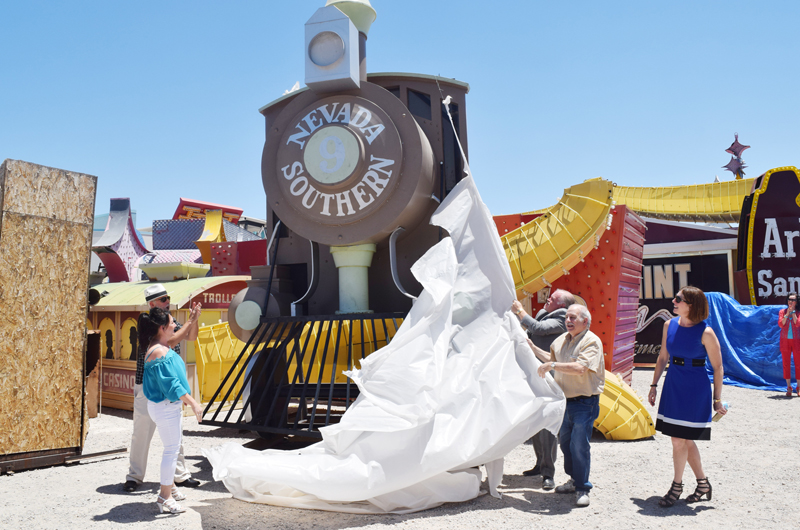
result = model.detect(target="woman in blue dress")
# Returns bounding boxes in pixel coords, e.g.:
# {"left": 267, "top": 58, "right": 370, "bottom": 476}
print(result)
{"left": 647, "top": 286, "right": 726, "bottom": 508}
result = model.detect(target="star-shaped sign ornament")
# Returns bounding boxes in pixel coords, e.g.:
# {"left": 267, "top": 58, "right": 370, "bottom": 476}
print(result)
{"left": 725, "top": 133, "right": 750, "bottom": 158}
{"left": 722, "top": 156, "right": 746, "bottom": 177}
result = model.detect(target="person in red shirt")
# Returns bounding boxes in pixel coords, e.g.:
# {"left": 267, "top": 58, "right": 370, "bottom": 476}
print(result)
{"left": 778, "top": 292, "right": 800, "bottom": 397}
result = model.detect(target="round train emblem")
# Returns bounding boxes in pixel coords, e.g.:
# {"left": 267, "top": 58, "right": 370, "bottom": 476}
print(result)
{"left": 276, "top": 95, "right": 402, "bottom": 224}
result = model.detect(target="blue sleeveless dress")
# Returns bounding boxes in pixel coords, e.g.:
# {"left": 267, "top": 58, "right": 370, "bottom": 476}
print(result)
{"left": 655, "top": 318, "right": 713, "bottom": 440}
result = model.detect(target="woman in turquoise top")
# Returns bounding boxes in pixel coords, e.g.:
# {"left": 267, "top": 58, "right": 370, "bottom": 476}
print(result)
{"left": 139, "top": 307, "right": 203, "bottom": 515}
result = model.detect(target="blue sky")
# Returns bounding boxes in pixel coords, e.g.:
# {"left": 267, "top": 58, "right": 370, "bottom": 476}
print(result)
{"left": 2, "top": 1, "right": 798, "bottom": 229}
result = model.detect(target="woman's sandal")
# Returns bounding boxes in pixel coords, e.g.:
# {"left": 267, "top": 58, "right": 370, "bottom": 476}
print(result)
{"left": 157, "top": 495, "right": 186, "bottom": 514}
{"left": 171, "top": 486, "right": 186, "bottom": 501}
{"left": 686, "top": 477, "right": 712, "bottom": 503}
{"left": 658, "top": 481, "right": 683, "bottom": 507}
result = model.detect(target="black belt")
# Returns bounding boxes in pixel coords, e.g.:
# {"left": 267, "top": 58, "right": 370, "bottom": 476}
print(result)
{"left": 566, "top": 395, "right": 598, "bottom": 401}
{"left": 672, "top": 357, "right": 706, "bottom": 367}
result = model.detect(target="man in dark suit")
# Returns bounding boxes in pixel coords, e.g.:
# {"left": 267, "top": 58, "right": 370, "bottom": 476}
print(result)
{"left": 511, "top": 288, "right": 575, "bottom": 490}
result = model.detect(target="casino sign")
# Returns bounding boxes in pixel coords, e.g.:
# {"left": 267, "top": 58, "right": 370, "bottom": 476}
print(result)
{"left": 739, "top": 166, "right": 800, "bottom": 305}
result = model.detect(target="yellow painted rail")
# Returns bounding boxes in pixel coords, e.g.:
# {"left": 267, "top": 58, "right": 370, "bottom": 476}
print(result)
{"left": 196, "top": 318, "right": 404, "bottom": 403}
{"left": 286, "top": 318, "right": 403, "bottom": 384}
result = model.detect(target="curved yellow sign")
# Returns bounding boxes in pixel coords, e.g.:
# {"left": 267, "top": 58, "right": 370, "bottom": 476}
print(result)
{"left": 612, "top": 178, "right": 755, "bottom": 223}
{"left": 502, "top": 178, "right": 615, "bottom": 296}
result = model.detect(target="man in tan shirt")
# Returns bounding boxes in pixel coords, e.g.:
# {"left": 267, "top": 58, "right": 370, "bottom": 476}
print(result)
{"left": 536, "top": 304, "right": 605, "bottom": 507}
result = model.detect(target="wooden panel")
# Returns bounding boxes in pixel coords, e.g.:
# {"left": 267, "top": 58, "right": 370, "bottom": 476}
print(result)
{"left": 100, "top": 393, "right": 134, "bottom": 411}
{"left": 0, "top": 159, "right": 95, "bottom": 223}
{"left": 621, "top": 234, "right": 644, "bottom": 261}
{"left": 0, "top": 160, "right": 97, "bottom": 457}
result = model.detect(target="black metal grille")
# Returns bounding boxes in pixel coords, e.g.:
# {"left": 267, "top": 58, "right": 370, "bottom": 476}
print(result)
{"left": 202, "top": 313, "right": 405, "bottom": 439}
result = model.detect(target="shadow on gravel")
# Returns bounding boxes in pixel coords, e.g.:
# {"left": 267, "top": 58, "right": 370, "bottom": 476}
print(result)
{"left": 497, "top": 474, "right": 580, "bottom": 515}
{"left": 98, "top": 407, "right": 133, "bottom": 420}
{"left": 587, "top": 430, "right": 655, "bottom": 444}
{"left": 184, "top": 427, "right": 258, "bottom": 439}
{"left": 766, "top": 395, "right": 796, "bottom": 400}
{"left": 188, "top": 471, "right": 611, "bottom": 529}
{"left": 193, "top": 495, "right": 488, "bottom": 530}
{"left": 181, "top": 457, "right": 230, "bottom": 493}
{"left": 97, "top": 482, "right": 160, "bottom": 496}
{"left": 630, "top": 496, "right": 715, "bottom": 516}
{"left": 92, "top": 501, "right": 180, "bottom": 523}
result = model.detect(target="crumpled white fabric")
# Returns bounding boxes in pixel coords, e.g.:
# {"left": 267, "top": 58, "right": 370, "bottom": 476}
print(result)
{"left": 203, "top": 175, "right": 565, "bottom": 514}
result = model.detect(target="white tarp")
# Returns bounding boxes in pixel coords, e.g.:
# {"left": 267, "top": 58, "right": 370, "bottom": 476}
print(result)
{"left": 203, "top": 174, "right": 566, "bottom": 514}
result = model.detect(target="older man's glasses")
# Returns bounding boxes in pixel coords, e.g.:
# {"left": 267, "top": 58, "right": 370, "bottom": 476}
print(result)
{"left": 157, "top": 296, "right": 170, "bottom": 303}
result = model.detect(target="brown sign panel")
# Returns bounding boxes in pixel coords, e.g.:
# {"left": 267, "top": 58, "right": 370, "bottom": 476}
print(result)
{"left": 263, "top": 83, "right": 435, "bottom": 247}
{"left": 102, "top": 367, "right": 136, "bottom": 395}
{"left": 745, "top": 167, "right": 800, "bottom": 305}
{"left": 277, "top": 95, "right": 403, "bottom": 224}
{"left": 193, "top": 280, "right": 248, "bottom": 309}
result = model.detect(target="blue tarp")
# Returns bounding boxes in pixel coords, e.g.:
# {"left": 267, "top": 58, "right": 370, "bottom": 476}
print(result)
{"left": 705, "top": 292, "right": 790, "bottom": 391}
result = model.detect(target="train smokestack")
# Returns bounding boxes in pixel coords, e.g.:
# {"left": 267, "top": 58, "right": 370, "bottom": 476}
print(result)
{"left": 305, "top": 0, "right": 376, "bottom": 91}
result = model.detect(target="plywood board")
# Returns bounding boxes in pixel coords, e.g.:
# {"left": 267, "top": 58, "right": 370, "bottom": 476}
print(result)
{"left": 0, "top": 159, "right": 95, "bottom": 223}
{"left": 0, "top": 160, "right": 96, "bottom": 456}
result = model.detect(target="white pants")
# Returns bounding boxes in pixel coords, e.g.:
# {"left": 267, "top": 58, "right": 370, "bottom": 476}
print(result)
{"left": 126, "top": 384, "right": 190, "bottom": 484}
{"left": 147, "top": 398, "right": 184, "bottom": 487}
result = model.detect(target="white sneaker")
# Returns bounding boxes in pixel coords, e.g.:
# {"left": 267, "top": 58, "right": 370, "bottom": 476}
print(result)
{"left": 555, "top": 479, "right": 575, "bottom": 494}
{"left": 575, "top": 491, "right": 590, "bottom": 506}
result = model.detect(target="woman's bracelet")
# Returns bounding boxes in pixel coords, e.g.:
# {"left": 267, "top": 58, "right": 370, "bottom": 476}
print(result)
{"left": 650, "top": 384, "right": 657, "bottom": 387}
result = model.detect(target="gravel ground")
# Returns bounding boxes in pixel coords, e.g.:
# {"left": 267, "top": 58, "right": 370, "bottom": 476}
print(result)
{"left": 2, "top": 368, "right": 798, "bottom": 529}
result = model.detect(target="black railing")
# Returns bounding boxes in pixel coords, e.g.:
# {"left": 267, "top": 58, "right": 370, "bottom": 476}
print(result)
{"left": 202, "top": 313, "right": 405, "bottom": 439}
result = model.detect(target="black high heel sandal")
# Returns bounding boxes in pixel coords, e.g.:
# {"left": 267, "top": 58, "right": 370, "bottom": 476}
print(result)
{"left": 658, "top": 481, "right": 683, "bottom": 507}
{"left": 686, "top": 477, "right": 712, "bottom": 502}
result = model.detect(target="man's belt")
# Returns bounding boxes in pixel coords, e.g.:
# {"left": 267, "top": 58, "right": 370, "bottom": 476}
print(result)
{"left": 566, "top": 395, "right": 598, "bottom": 402}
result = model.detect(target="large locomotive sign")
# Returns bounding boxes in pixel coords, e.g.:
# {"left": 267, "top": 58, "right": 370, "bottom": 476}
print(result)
{"left": 263, "top": 83, "right": 436, "bottom": 247}
{"left": 739, "top": 166, "right": 800, "bottom": 305}
{"left": 204, "top": 0, "right": 476, "bottom": 446}
{"left": 277, "top": 96, "right": 401, "bottom": 222}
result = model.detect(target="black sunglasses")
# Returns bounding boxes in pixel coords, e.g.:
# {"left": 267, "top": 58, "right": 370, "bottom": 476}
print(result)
{"left": 790, "top": 298, "right": 798, "bottom": 303}
{"left": 158, "top": 296, "right": 170, "bottom": 303}
{"left": 674, "top": 295, "right": 685, "bottom": 304}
